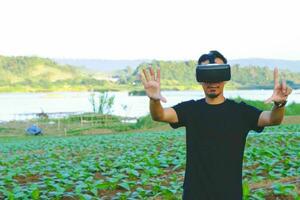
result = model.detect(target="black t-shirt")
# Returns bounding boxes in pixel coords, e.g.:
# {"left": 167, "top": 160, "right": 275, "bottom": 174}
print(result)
{"left": 169, "top": 98, "right": 264, "bottom": 200}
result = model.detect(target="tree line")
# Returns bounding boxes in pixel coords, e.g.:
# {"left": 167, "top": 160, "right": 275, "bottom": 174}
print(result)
{"left": 120, "top": 60, "right": 300, "bottom": 89}
{"left": 1, "top": 56, "right": 300, "bottom": 92}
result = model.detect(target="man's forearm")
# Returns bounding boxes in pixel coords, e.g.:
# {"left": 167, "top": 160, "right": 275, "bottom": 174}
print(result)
{"left": 150, "top": 99, "right": 164, "bottom": 121}
{"left": 269, "top": 105, "right": 285, "bottom": 125}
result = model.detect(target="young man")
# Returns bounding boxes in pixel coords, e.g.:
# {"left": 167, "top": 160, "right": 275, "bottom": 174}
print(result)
{"left": 139, "top": 51, "right": 293, "bottom": 200}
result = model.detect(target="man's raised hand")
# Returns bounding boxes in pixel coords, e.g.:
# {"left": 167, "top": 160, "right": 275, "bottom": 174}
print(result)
{"left": 265, "top": 67, "right": 293, "bottom": 104}
{"left": 139, "top": 66, "right": 167, "bottom": 103}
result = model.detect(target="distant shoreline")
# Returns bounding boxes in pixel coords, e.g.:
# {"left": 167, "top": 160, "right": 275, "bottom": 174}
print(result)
{"left": 0, "top": 85, "right": 299, "bottom": 93}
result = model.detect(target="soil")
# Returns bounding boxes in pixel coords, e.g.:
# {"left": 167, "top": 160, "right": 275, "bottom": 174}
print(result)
{"left": 282, "top": 115, "right": 300, "bottom": 125}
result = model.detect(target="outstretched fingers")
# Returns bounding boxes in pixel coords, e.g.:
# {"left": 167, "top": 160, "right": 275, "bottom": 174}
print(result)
{"left": 157, "top": 68, "right": 161, "bottom": 84}
{"left": 142, "top": 68, "right": 150, "bottom": 82}
{"left": 273, "top": 67, "right": 279, "bottom": 88}
{"left": 149, "top": 66, "right": 155, "bottom": 81}
{"left": 286, "top": 86, "right": 293, "bottom": 95}
{"left": 281, "top": 78, "right": 287, "bottom": 95}
{"left": 139, "top": 73, "right": 147, "bottom": 87}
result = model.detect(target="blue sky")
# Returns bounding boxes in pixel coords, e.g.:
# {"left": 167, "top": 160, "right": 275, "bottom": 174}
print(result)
{"left": 0, "top": 0, "right": 299, "bottom": 60}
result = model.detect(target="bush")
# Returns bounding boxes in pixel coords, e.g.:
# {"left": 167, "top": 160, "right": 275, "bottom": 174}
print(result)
{"left": 135, "top": 114, "right": 163, "bottom": 129}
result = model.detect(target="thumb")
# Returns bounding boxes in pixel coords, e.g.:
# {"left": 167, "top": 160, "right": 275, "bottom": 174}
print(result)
{"left": 160, "top": 95, "right": 167, "bottom": 103}
{"left": 264, "top": 96, "right": 273, "bottom": 104}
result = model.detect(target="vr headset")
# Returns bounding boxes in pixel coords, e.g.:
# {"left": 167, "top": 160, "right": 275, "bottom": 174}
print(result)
{"left": 196, "top": 51, "right": 231, "bottom": 83}
{"left": 196, "top": 64, "right": 231, "bottom": 83}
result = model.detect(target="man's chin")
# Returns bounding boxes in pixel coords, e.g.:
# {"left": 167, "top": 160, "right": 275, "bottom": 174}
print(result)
{"left": 206, "top": 93, "right": 220, "bottom": 98}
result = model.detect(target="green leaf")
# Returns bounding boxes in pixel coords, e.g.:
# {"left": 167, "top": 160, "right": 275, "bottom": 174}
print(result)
{"left": 32, "top": 188, "right": 40, "bottom": 200}
{"left": 118, "top": 182, "right": 130, "bottom": 191}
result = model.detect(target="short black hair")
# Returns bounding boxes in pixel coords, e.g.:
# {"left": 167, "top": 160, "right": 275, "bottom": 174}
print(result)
{"left": 198, "top": 50, "right": 227, "bottom": 65}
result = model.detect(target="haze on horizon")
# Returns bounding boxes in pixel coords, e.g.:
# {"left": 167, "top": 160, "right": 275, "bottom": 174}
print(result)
{"left": 0, "top": 0, "right": 299, "bottom": 61}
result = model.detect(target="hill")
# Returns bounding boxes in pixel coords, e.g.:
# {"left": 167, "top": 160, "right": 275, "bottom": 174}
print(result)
{"left": 0, "top": 56, "right": 114, "bottom": 92}
{"left": 54, "top": 58, "right": 300, "bottom": 73}
{"left": 0, "top": 56, "right": 87, "bottom": 84}
{"left": 54, "top": 59, "right": 147, "bottom": 73}
{"left": 1, "top": 56, "right": 300, "bottom": 92}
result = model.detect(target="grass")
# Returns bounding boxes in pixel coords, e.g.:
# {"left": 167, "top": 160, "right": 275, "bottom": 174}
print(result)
{"left": 233, "top": 97, "right": 300, "bottom": 115}
{"left": 0, "top": 113, "right": 166, "bottom": 137}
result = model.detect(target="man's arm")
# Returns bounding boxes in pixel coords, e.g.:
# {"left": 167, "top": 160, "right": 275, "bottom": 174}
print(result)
{"left": 150, "top": 99, "right": 178, "bottom": 123}
{"left": 139, "top": 66, "right": 179, "bottom": 123}
{"left": 258, "top": 104, "right": 285, "bottom": 126}
{"left": 258, "top": 67, "right": 292, "bottom": 127}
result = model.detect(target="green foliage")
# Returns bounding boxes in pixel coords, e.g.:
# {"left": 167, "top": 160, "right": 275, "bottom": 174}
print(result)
{"left": 242, "top": 182, "right": 250, "bottom": 200}
{"left": 0, "top": 127, "right": 11, "bottom": 133}
{"left": 115, "top": 66, "right": 134, "bottom": 84}
{"left": 272, "top": 183, "right": 298, "bottom": 196}
{"left": 98, "top": 92, "right": 115, "bottom": 115}
{"left": 0, "top": 128, "right": 299, "bottom": 199}
{"left": 233, "top": 97, "right": 274, "bottom": 110}
{"left": 89, "top": 92, "right": 97, "bottom": 113}
{"left": 134, "top": 114, "right": 163, "bottom": 129}
{"left": 132, "top": 60, "right": 198, "bottom": 87}
{"left": 0, "top": 55, "right": 115, "bottom": 92}
{"left": 89, "top": 92, "right": 115, "bottom": 114}
{"left": 130, "top": 61, "right": 300, "bottom": 90}
{"left": 1, "top": 56, "right": 300, "bottom": 92}
{"left": 285, "top": 102, "right": 300, "bottom": 115}
{"left": 0, "top": 55, "right": 85, "bottom": 84}
{"left": 63, "top": 114, "right": 163, "bottom": 134}
{"left": 64, "top": 113, "right": 121, "bottom": 123}
{"left": 232, "top": 97, "right": 300, "bottom": 115}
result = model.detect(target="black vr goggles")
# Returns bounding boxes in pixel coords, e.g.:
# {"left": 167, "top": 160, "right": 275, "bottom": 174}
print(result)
{"left": 196, "top": 52, "right": 231, "bottom": 83}
{"left": 196, "top": 64, "right": 231, "bottom": 83}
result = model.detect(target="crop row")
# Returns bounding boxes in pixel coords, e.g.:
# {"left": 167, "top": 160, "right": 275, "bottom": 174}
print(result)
{"left": 0, "top": 128, "right": 299, "bottom": 199}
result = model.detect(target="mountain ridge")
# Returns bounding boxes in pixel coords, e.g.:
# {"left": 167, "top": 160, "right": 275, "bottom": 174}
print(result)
{"left": 55, "top": 58, "right": 300, "bottom": 72}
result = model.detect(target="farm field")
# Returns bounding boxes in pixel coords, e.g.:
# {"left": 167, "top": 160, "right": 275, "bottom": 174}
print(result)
{"left": 0, "top": 126, "right": 299, "bottom": 199}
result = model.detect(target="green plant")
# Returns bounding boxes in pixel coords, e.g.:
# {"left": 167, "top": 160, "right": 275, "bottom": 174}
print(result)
{"left": 89, "top": 92, "right": 115, "bottom": 114}
{"left": 135, "top": 114, "right": 163, "bottom": 129}
{"left": 0, "top": 126, "right": 299, "bottom": 199}
{"left": 272, "top": 183, "right": 298, "bottom": 197}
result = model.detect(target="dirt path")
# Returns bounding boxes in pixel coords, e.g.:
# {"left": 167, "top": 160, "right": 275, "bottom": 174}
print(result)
{"left": 282, "top": 115, "right": 300, "bottom": 124}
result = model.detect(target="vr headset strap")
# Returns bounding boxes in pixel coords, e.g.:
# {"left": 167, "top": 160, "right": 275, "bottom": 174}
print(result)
{"left": 207, "top": 52, "right": 215, "bottom": 64}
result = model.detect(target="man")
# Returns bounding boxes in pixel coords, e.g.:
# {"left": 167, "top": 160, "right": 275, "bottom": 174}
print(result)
{"left": 139, "top": 50, "right": 293, "bottom": 200}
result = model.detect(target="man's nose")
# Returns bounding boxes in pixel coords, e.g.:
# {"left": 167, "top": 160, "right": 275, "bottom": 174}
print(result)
{"left": 206, "top": 82, "right": 220, "bottom": 86}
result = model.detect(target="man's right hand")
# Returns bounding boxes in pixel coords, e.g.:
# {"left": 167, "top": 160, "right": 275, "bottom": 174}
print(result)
{"left": 139, "top": 66, "right": 167, "bottom": 103}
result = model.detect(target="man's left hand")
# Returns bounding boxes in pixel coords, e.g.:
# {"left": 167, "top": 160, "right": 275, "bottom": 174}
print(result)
{"left": 265, "top": 67, "right": 293, "bottom": 104}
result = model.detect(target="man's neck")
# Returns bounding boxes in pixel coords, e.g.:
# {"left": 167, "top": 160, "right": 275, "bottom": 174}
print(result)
{"left": 205, "top": 95, "right": 226, "bottom": 105}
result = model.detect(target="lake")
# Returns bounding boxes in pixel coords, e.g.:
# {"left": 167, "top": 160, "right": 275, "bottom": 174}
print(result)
{"left": 1, "top": 89, "right": 300, "bottom": 122}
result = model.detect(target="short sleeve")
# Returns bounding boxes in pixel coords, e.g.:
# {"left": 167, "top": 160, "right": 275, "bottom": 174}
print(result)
{"left": 239, "top": 101, "right": 264, "bottom": 133}
{"left": 169, "top": 100, "right": 194, "bottom": 129}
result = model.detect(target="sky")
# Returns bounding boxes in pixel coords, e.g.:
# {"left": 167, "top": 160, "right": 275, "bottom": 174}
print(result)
{"left": 0, "top": 0, "right": 299, "bottom": 60}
